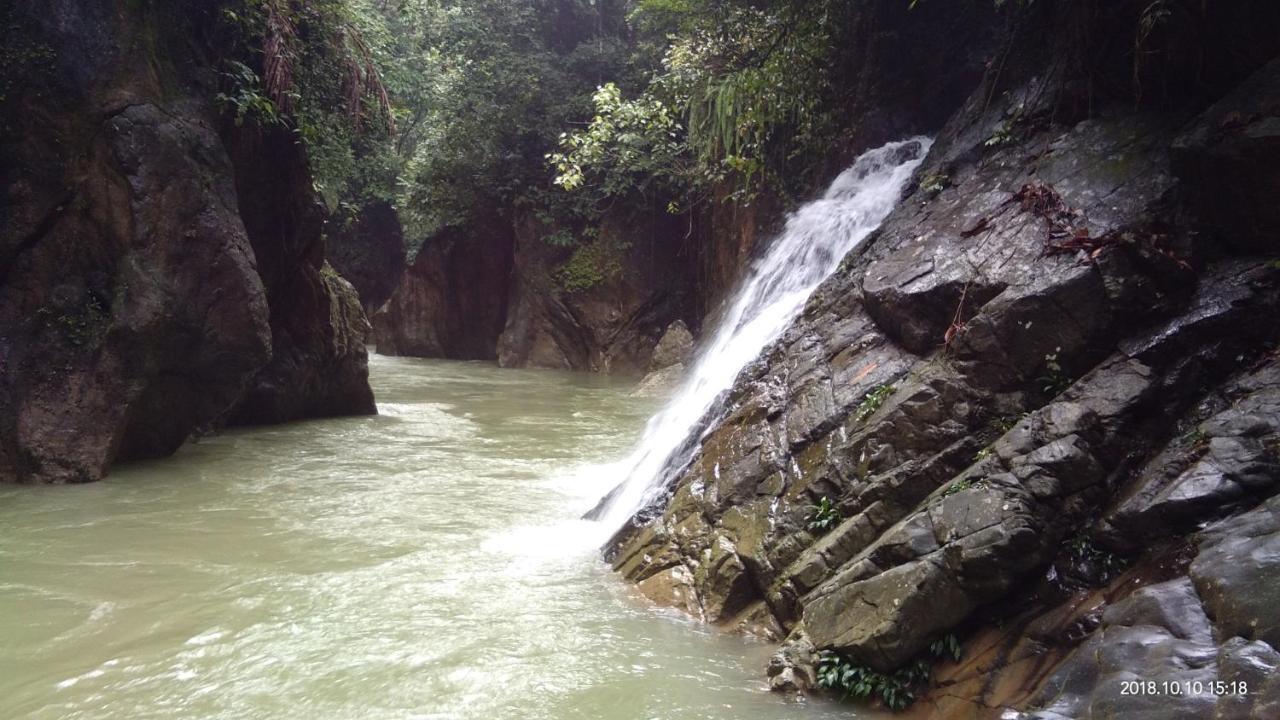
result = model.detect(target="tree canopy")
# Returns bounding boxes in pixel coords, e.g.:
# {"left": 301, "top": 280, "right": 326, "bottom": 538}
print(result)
{"left": 217, "top": 0, "right": 857, "bottom": 248}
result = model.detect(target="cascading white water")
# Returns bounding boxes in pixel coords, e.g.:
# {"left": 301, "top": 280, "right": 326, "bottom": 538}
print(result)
{"left": 594, "top": 136, "right": 932, "bottom": 531}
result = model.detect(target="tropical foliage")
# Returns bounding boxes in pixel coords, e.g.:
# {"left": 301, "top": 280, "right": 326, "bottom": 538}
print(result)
{"left": 209, "top": 0, "right": 868, "bottom": 260}
{"left": 551, "top": 0, "right": 840, "bottom": 209}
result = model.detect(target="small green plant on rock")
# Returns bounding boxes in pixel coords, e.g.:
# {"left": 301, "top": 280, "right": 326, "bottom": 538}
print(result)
{"left": 35, "top": 296, "right": 110, "bottom": 348}
{"left": 929, "top": 633, "right": 963, "bottom": 662}
{"left": 985, "top": 121, "right": 1014, "bottom": 148}
{"left": 807, "top": 496, "right": 842, "bottom": 533}
{"left": 1039, "top": 348, "right": 1071, "bottom": 397}
{"left": 816, "top": 633, "right": 963, "bottom": 711}
{"left": 989, "top": 414, "right": 1024, "bottom": 434}
{"left": 555, "top": 237, "right": 628, "bottom": 293}
{"left": 941, "top": 477, "right": 986, "bottom": 498}
{"left": 1182, "top": 427, "right": 1209, "bottom": 451}
{"left": 854, "top": 384, "right": 895, "bottom": 424}
{"left": 920, "top": 172, "right": 949, "bottom": 195}
{"left": 1066, "top": 532, "right": 1128, "bottom": 579}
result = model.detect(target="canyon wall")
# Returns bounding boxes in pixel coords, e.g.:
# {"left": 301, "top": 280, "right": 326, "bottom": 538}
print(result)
{"left": 369, "top": 0, "right": 1002, "bottom": 373}
{"left": 0, "top": 0, "right": 374, "bottom": 484}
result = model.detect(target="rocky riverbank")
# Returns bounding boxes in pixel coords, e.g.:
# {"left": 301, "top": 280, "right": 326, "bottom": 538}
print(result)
{"left": 604, "top": 2, "right": 1280, "bottom": 717}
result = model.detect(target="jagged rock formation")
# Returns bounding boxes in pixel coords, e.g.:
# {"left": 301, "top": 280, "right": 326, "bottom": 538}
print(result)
{"left": 222, "top": 121, "right": 376, "bottom": 426}
{"left": 0, "top": 1, "right": 375, "bottom": 483}
{"left": 374, "top": 205, "right": 695, "bottom": 371}
{"left": 605, "top": 3, "right": 1280, "bottom": 717}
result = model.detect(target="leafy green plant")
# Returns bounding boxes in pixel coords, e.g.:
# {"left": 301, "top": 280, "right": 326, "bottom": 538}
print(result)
{"left": 941, "top": 477, "right": 986, "bottom": 498}
{"left": 920, "top": 172, "right": 950, "bottom": 195}
{"left": 816, "top": 633, "right": 963, "bottom": 711}
{"left": 854, "top": 384, "right": 895, "bottom": 424}
{"left": 1038, "top": 349, "right": 1071, "bottom": 397}
{"left": 549, "top": 82, "right": 688, "bottom": 199}
{"left": 1182, "top": 427, "right": 1209, "bottom": 450}
{"left": 984, "top": 121, "right": 1014, "bottom": 148}
{"left": 807, "top": 496, "right": 842, "bottom": 532}
{"left": 929, "top": 633, "right": 963, "bottom": 662}
{"left": 1066, "top": 532, "right": 1128, "bottom": 578}
{"left": 816, "top": 652, "right": 917, "bottom": 710}
{"left": 550, "top": 0, "right": 842, "bottom": 208}
{"left": 216, "top": 61, "right": 285, "bottom": 127}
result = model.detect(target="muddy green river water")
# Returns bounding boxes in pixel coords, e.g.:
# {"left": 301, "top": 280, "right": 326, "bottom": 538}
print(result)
{"left": 0, "top": 355, "right": 860, "bottom": 720}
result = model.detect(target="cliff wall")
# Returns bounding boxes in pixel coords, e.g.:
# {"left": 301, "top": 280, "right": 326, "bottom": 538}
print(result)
{"left": 0, "top": 0, "right": 375, "bottom": 483}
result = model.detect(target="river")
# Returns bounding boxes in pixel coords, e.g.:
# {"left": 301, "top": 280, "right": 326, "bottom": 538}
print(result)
{"left": 0, "top": 355, "right": 858, "bottom": 720}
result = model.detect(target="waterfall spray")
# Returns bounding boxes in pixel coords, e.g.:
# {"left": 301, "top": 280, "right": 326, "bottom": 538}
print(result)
{"left": 591, "top": 137, "right": 932, "bottom": 532}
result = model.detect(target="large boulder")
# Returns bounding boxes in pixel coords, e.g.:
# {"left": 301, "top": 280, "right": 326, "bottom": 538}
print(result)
{"left": 632, "top": 320, "right": 696, "bottom": 397}
{"left": 0, "top": 2, "right": 271, "bottom": 483}
{"left": 648, "top": 320, "right": 694, "bottom": 371}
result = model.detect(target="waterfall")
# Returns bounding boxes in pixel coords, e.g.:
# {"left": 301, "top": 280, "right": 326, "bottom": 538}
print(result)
{"left": 592, "top": 137, "right": 933, "bottom": 532}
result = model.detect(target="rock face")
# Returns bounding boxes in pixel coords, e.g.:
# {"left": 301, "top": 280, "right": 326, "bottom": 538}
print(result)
{"left": 632, "top": 320, "right": 696, "bottom": 397}
{"left": 605, "top": 4, "right": 1280, "bottom": 717}
{"left": 373, "top": 203, "right": 712, "bottom": 371}
{"left": 222, "top": 123, "right": 376, "bottom": 426}
{"left": 373, "top": 215, "right": 514, "bottom": 360}
{"left": 648, "top": 320, "right": 695, "bottom": 370}
{"left": 326, "top": 200, "right": 408, "bottom": 314}
{"left": 496, "top": 207, "right": 695, "bottom": 374}
{"left": 1010, "top": 488, "right": 1280, "bottom": 720}
{"left": 0, "top": 1, "right": 374, "bottom": 483}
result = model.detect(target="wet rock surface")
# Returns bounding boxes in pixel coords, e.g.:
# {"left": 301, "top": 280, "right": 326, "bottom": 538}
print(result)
{"left": 326, "top": 200, "right": 408, "bottom": 314}
{"left": 0, "top": 2, "right": 374, "bottom": 482}
{"left": 632, "top": 321, "right": 696, "bottom": 397}
{"left": 1012, "top": 496, "right": 1280, "bottom": 720}
{"left": 496, "top": 208, "right": 695, "bottom": 374}
{"left": 606, "top": 15, "right": 1280, "bottom": 717}
{"left": 222, "top": 123, "right": 377, "bottom": 427}
{"left": 373, "top": 217, "right": 514, "bottom": 360}
{"left": 1172, "top": 56, "right": 1280, "bottom": 254}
